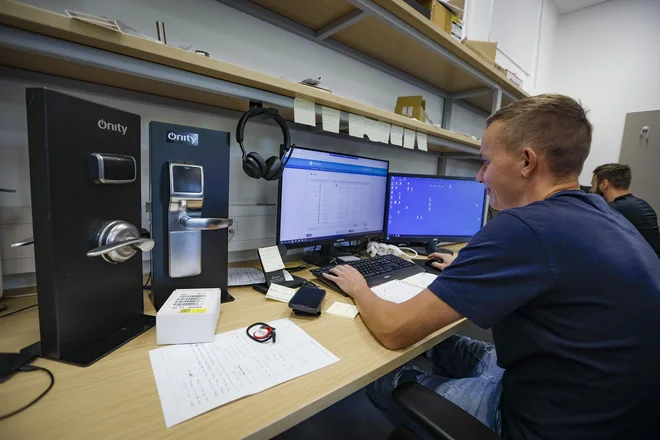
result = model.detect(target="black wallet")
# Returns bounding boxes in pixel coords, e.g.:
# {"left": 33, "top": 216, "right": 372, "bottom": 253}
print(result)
{"left": 288, "top": 287, "right": 326, "bottom": 317}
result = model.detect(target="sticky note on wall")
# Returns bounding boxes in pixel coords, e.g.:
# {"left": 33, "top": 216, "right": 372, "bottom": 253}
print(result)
{"left": 416, "top": 132, "right": 428, "bottom": 151}
{"left": 403, "top": 129, "right": 415, "bottom": 149}
{"left": 349, "top": 114, "right": 365, "bottom": 138}
{"left": 294, "top": 98, "right": 316, "bottom": 127}
{"left": 321, "top": 106, "right": 340, "bottom": 133}
{"left": 390, "top": 125, "right": 403, "bottom": 146}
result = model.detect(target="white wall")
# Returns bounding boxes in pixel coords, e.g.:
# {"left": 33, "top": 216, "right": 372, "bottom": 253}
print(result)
{"left": 538, "top": 0, "right": 660, "bottom": 183}
{"left": 465, "top": 0, "right": 559, "bottom": 94}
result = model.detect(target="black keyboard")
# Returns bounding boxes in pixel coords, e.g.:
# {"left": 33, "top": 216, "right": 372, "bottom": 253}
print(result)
{"left": 310, "top": 254, "right": 424, "bottom": 296}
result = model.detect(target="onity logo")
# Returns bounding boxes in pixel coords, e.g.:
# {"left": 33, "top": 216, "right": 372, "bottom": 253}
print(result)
{"left": 166, "top": 130, "right": 199, "bottom": 146}
{"left": 97, "top": 119, "right": 128, "bottom": 135}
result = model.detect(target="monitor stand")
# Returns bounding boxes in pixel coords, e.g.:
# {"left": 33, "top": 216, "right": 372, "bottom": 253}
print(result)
{"left": 302, "top": 244, "right": 352, "bottom": 267}
{"left": 408, "top": 241, "right": 454, "bottom": 256}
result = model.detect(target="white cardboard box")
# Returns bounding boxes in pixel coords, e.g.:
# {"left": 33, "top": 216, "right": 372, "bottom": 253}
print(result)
{"left": 156, "top": 288, "right": 222, "bottom": 345}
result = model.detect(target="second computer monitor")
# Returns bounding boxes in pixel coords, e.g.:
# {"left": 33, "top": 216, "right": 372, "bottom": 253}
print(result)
{"left": 386, "top": 174, "right": 487, "bottom": 254}
{"left": 277, "top": 147, "right": 389, "bottom": 260}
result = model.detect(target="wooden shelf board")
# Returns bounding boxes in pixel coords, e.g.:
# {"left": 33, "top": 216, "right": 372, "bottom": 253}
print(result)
{"left": 250, "top": 0, "right": 356, "bottom": 31}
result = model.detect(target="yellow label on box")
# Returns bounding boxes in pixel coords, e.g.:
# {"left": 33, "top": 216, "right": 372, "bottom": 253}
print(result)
{"left": 179, "top": 308, "right": 207, "bottom": 314}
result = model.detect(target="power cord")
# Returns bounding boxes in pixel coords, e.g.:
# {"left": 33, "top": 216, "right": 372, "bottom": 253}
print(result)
{"left": 0, "top": 365, "right": 55, "bottom": 421}
{"left": 0, "top": 304, "right": 37, "bottom": 318}
{"left": 143, "top": 271, "right": 152, "bottom": 290}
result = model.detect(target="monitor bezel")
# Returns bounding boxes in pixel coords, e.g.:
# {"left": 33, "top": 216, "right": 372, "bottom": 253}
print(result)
{"left": 276, "top": 146, "right": 390, "bottom": 250}
{"left": 385, "top": 173, "right": 488, "bottom": 244}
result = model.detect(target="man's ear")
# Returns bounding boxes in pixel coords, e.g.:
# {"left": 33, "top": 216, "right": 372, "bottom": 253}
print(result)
{"left": 521, "top": 147, "right": 537, "bottom": 177}
{"left": 600, "top": 179, "right": 609, "bottom": 191}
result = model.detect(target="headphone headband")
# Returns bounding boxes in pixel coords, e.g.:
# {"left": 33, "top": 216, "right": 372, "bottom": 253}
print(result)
{"left": 236, "top": 107, "right": 291, "bottom": 159}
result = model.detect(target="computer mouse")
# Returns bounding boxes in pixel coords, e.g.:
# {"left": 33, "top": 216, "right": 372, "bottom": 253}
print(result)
{"left": 425, "top": 258, "right": 445, "bottom": 268}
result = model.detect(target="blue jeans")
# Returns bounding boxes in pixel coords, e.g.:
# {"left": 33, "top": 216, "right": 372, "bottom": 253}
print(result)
{"left": 366, "top": 335, "right": 503, "bottom": 437}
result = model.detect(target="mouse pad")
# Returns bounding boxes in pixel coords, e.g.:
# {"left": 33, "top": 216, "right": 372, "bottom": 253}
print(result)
{"left": 413, "top": 259, "right": 443, "bottom": 276}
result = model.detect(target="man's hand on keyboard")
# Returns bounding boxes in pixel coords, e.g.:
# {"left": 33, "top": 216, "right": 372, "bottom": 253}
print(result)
{"left": 323, "top": 265, "right": 369, "bottom": 298}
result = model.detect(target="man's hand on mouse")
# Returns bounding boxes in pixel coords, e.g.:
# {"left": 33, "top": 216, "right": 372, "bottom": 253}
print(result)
{"left": 428, "top": 252, "right": 457, "bottom": 270}
{"left": 322, "top": 265, "right": 370, "bottom": 298}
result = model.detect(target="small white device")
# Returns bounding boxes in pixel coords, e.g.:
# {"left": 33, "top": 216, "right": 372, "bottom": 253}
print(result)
{"left": 156, "top": 288, "right": 222, "bottom": 345}
{"left": 367, "top": 241, "right": 418, "bottom": 258}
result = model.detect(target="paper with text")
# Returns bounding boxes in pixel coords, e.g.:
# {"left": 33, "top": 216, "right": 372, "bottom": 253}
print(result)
{"left": 258, "top": 246, "right": 285, "bottom": 273}
{"left": 403, "top": 129, "right": 415, "bottom": 149}
{"left": 416, "top": 132, "right": 428, "bottom": 151}
{"left": 265, "top": 284, "right": 296, "bottom": 303}
{"left": 365, "top": 118, "right": 379, "bottom": 141}
{"left": 149, "top": 318, "right": 339, "bottom": 428}
{"left": 294, "top": 98, "right": 316, "bottom": 127}
{"left": 370, "top": 272, "right": 438, "bottom": 304}
{"left": 349, "top": 114, "right": 365, "bottom": 138}
{"left": 326, "top": 302, "right": 359, "bottom": 319}
{"left": 390, "top": 125, "right": 404, "bottom": 146}
{"left": 228, "top": 267, "right": 266, "bottom": 286}
{"left": 321, "top": 106, "right": 340, "bottom": 133}
{"left": 378, "top": 121, "right": 391, "bottom": 143}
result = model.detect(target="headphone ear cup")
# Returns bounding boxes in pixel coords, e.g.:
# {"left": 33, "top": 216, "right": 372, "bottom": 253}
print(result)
{"left": 263, "top": 156, "right": 283, "bottom": 181}
{"left": 243, "top": 152, "right": 266, "bottom": 179}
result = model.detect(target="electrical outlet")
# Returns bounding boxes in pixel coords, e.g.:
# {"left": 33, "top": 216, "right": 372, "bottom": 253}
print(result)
{"left": 229, "top": 217, "right": 239, "bottom": 241}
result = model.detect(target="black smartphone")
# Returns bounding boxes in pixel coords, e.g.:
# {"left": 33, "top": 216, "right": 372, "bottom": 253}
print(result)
{"left": 289, "top": 287, "right": 326, "bottom": 316}
{"left": 0, "top": 352, "right": 37, "bottom": 383}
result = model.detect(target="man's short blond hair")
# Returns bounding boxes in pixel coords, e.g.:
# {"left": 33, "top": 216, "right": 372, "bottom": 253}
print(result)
{"left": 487, "top": 94, "right": 593, "bottom": 179}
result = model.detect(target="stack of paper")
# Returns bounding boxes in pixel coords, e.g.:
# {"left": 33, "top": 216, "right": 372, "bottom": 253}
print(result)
{"left": 149, "top": 318, "right": 339, "bottom": 427}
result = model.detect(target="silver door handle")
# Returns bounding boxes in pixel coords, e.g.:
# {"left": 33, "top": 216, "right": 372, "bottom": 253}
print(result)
{"left": 87, "top": 237, "right": 155, "bottom": 257}
{"left": 11, "top": 236, "right": 34, "bottom": 247}
{"left": 180, "top": 216, "right": 232, "bottom": 231}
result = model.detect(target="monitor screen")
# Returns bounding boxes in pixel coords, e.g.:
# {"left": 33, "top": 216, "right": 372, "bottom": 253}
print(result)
{"left": 278, "top": 147, "right": 389, "bottom": 246}
{"left": 386, "top": 174, "right": 486, "bottom": 241}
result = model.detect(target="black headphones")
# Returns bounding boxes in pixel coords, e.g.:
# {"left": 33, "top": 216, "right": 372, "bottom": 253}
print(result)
{"left": 236, "top": 107, "right": 294, "bottom": 180}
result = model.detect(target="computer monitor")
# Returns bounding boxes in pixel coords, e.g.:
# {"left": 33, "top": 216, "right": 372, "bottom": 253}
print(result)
{"left": 385, "top": 173, "right": 487, "bottom": 255}
{"left": 277, "top": 147, "right": 389, "bottom": 263}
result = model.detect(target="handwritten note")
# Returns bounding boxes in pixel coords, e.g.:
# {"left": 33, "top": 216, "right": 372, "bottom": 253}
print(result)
{"left": 378, "top": 121, "right": 391, "bottom": 144}
{"left": 294, "top": 98, "right": 316, "bottom": 126}
{"left": 416, "top": 132, "right": 428, "bottom": 151}
{"left": 370, "top": 272, "right": 437, "bottom": 304}
{"left": 390, "top": 125, "right": 404, "bottom": 146}
{"left": 403, "top": 129, "right": 415, "bottom": 149}
{"left": 257, "top": 246, "right": 285, "bottom": 273}
{"left": 349, "top": 113, "right": 365, "bottom": 138}
{"left": 228, "top": 267, "right": 266, "bottom": 286}
{"left": 265, "top": 284, "right": 296, "bottom": 303}
{"left": 365, "top": 118, "right": 379, "bottom": 141}
{"left": 149, "top": 318, "right": 340, "bottom": 427}
{"left": 326, "top": 302, "right": 359, "bottom": 319}
{"left": 321, "top": 106, "right": 340, "bottom": 133}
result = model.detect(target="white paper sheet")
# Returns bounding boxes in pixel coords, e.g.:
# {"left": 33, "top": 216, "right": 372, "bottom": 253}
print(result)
{"left": 378, "top": 121, "right": 391, "bottom": 144}
{"left": 321, "top": 106, "right": 340, "bottom": 133}
{"left": 227, "top": 267, "right": 266, "bottom": 286}
{"left": 326, "top": 302, "right": 359, "bottom": 319}
{"left": 149, "top": 318, "right": 339, "bottom": 428}
{"left": 370, "top": 272, "right": 438, "bottom": 304}
{"left": 294, "top": 98, "right": 316, "bottom": 127}
{"left": 349, "top": 113, "right": 365, "bottom": 138}
{"left": 258, "top": 246, "right": 285, "bottom": 273}
{"left": 403, "top": 129, "right": 415, "bottom": 149}
{"left": 265, "top": 284, "right": 296, "bottom": 303}
{"left": 416, "top": 132, "right": 428, "bottom": 151}
{"left": 390, "top": 125, "right": 404, "bottom": 146}
{"left": 364, "top": 118, "right": 379, "bottom": 141}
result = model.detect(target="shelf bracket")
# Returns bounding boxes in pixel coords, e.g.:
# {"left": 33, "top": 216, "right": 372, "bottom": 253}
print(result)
{"left": 491, "top": 88, "right": 503, "bottom": 114}
{"left": 441, "top": 99, "right": 453, "bottom": 130}
{"left": 315, "top": 9, "right": 366, "bottom": 40}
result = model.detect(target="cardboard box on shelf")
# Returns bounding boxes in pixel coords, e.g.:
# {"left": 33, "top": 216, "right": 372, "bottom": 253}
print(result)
{"left": 395, "top": 96, "right": 426, "bottom": 122}
{"left": 416, "top": 1, "right": 463, "bottom": 40}
{"left": 462, "top": 39, "right": 498, "bottom": 66}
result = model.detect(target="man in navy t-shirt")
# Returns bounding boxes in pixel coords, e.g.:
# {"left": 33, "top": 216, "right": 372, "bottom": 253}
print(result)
{"left": 324, "top": 94, "right": 660, "bottom": 439}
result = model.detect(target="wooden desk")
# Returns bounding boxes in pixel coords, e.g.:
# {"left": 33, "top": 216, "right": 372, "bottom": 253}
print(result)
{"left": 0, "top": 246, "right": 466, "bottom": 440}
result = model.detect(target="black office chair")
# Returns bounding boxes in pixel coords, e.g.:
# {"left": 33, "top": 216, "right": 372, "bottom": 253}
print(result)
{"left": 387, "top": 382, "right": 501, "bottom": 440}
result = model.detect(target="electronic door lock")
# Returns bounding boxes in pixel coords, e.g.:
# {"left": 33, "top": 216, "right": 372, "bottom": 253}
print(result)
{"left": 87, "top": 220, "right": 154, "bottom": 264}
{"left": 167, "top": 162, "right": 231, "bottom": 278}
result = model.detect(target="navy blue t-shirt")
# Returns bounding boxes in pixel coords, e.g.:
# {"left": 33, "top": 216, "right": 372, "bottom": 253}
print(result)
{"left": 428, "top": 190, "right": 660, "bottom": 440}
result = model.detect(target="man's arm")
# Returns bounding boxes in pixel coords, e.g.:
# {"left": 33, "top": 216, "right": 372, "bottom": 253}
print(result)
{"left": 323, "top": 266, "right": 462, "bottom": 349}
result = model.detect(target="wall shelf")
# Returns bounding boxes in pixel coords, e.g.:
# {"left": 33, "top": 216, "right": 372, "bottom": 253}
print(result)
{"left": 0, "top": 0, "right": 482, "bottom": 155}
{"left": 217, "top": 0, "right": 528, "bottom": 117}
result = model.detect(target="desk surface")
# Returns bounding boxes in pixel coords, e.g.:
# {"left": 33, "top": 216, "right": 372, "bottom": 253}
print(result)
{"left": 0, "top": 245, "right": 466, "bottom": 440}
